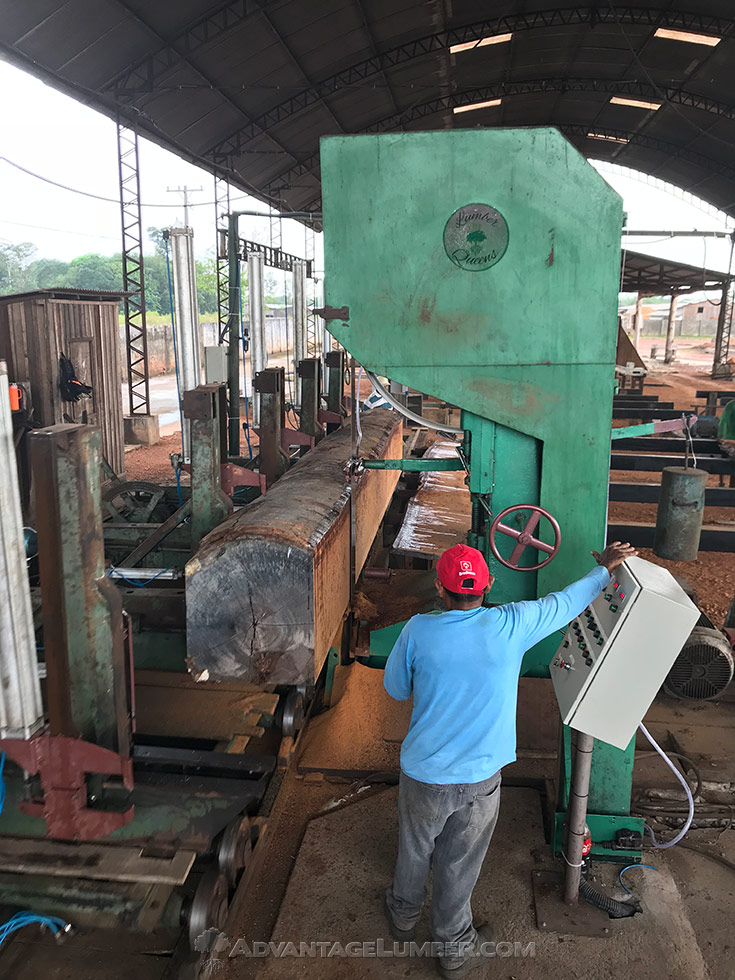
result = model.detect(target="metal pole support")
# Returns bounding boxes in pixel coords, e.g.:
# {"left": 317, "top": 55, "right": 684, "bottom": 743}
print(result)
{"left": 183, "top": 385, "right": 233, "bottom": 550}
{"left": 664, "top": 294, "right": 679, "bottom": 365}
{"left": 325, "top": 350, "right": 347, "bottom": 432}
{"left": 226, "top": 213, "right": 242, "bottom": 458}
{"left": 169, "top": 227, "right": 202, "bottom": 460}
{"left": 31, "top": 424, "right": 131, "bottom": 755}
{"left": 253, "top": 368, "right": 289, "bottom": 487}
{"left": 248, "top": 252, "right": 267, "bottom": 428}
{"left": 292, "top": 260, "right": 307, "bottom": 407}
{"left": 0, "top": 362, "right": 44, "bottom": 738}
{"left": 297, "top": 358, "right": 323, "bottom": 451}
{"left": 563, "top": 729, "right": 594, "bottom": 905}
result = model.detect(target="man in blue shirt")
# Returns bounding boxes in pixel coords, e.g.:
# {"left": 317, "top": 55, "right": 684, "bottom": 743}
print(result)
{"left": 383, "top": 540, "right": 637, "bottom": 977}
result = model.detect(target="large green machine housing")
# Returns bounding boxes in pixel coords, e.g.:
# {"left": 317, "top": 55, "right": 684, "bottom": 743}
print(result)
{"left": 321, "top": 128, "right": 643, "bottom": 854}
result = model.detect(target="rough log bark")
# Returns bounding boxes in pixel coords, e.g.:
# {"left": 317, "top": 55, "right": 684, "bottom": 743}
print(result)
{"left": 186, "top": 409, "right": 402, "bottom": 686}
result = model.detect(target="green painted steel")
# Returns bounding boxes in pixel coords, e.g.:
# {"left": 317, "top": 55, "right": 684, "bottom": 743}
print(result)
{"left": 610, "top": 421, "right": 661, "bottom": 440}
{"left": 552, "top": 812, "right": 645, "bottom": 863}
{"left": 131, "top": 632, "right": 188, "bottom": 671}
{"left": 321, "top": 129, "right": 633, "bottom": 830}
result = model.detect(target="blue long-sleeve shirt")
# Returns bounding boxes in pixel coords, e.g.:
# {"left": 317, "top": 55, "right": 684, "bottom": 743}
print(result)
{"left": 383, "top": 565, "right": 611, "bottom": 784}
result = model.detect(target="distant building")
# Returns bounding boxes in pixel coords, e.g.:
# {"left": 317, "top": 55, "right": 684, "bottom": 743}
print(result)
{"left": 618, "top": 302, "right": 680, "bottom": 336}
{"left": 680, "top": 299, "right": 720, "bottom": 336}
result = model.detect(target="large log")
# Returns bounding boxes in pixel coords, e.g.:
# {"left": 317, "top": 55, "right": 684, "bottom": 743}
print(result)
{"left": 186, "top": 409, "right": 402, "bottom": 686}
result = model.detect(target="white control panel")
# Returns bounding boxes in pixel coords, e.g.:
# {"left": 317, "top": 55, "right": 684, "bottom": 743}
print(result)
{"left": 550, "top": 557, "right": 699, "bottom": 749}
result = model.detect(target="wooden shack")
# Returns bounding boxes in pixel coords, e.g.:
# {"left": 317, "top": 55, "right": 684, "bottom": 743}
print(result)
{"left": 0, "top": 288, "right": 125, "bottom": 475}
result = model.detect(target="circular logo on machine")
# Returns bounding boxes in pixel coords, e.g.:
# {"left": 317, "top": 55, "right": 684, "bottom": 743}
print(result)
{"left": 443, "top": 203, "right": 509, "bottom": 272}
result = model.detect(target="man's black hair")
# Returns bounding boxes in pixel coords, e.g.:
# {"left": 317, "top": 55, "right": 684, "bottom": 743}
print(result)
{"left": 443, "top": 578, "right": 484, "bottom": 605}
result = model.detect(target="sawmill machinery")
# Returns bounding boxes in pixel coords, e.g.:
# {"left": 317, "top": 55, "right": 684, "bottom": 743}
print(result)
{"left": 0, "top": 125, "right": 712, "bottom": 948}
{"left": 316, "top": 127, "right": 645, "bottom": 860}
{"left": 184, "top": 127, "right": 689, "bottom": 863}
{"left": 0, "top": 275, "right": 395, "bottom": 943}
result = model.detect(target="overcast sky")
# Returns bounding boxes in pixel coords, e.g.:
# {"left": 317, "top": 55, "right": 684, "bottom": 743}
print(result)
{"left": 1, "top": 57, "right": 733, "bottom": 281}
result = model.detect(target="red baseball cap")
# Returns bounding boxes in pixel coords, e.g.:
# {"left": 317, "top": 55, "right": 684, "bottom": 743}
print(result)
{"left": 436, "top": 543, "right": 490, "bottom": 595}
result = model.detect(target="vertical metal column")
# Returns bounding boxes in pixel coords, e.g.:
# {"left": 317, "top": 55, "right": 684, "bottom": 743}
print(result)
{"left": 214, "top": 171, "right": 231, "bottom": 344}
{"left": 252, "top": 368, "right": 288, "bottom": 487}
{"left": 321, "top": 294, "right": 332, "bottom": 388}
{"left": 633, "top": 293, "right": 643, "bottom": 351}
{"left": 292, "top": 260, "right": 307, "bottom": 407}
{"left": 248, "top": 252, "right": 266, "bottom": 426}
{"left": 226, "top": 212, "right": 242, "bottom": 458}
{"left": 169, "top": 227, "right": 202, "bottom": 460}
{"left": 183, "top": 385, "right": 232, "bottom": 551}
{"left": 563, "top": 730, "right": 594, "bottom": 905}
{"left": 117, "top": 121, "right": 151, "bottom": 418}
{"left": 664, "top": 293, "right": 679, "bottom": 364}
{"left": 305, "top": 224, "right": 319, "bottom": 357}
{"left": 297, "top": 358, "right": 323, "bottom": 447}
{"left": 712, "top": 281, "right": 733, "bottom": 376}
{"left": 31, "top": 424, "right": 130, "bottom": 756}
{"left": 325, "top": 350, "right": 347, "bottom": 433}
{"left": 0, "top": 363, "right": 43, "bottom": 739}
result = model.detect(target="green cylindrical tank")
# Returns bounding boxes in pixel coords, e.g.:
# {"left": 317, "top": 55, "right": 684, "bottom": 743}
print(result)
{"left": 653, "top": 466, "right": 708, "bottom": 561}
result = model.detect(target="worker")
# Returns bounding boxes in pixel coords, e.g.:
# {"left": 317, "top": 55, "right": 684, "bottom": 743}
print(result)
{"left": 383, "top": 539, "right": 637, "bottom": 977}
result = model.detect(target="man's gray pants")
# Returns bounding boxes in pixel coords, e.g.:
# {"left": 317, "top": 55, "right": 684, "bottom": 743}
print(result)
{"left": 385, "top": 769, "right": 501, "bottom": 967}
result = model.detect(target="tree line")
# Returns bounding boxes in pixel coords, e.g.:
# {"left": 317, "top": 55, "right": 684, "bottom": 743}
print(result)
{"left": 0, "top": 228, "right": 222, "bottom": 314}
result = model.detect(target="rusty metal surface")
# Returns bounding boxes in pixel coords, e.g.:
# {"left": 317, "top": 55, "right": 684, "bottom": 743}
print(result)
{"left": 186, "top": 409, "right": 402, "bottom": 685}
{"left": 31, "top": 424, "right": 131, "bottom": 756}
{"left": 0, "top": 292, "right": 125, "bottom": 475}
{"left": 0, "top": 732, "right": 134, "bottom": 841}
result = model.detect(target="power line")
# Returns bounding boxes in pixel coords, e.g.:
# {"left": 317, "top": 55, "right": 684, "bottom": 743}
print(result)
{"left": 0, "top": 155, "right": 250, "bottom": 209}
{"left": 0, "top": 217, "right": 120, "bottom": 241}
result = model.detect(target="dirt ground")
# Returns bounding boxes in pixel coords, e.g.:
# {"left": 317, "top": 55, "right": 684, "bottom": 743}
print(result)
{"left": 610, "top": 355, "right": 734, "bottom": 626}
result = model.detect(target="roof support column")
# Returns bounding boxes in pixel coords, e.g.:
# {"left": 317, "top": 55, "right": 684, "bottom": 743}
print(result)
{"left": 664, "top": 293, "right": 679, "bottom": 364}
{"left": 712, "top": 281, "right": 733, "bottom": 377}
{"left": 633, "top": 293, "right": 643, "bottom": 351}
{"left": 117, "top": 121, "right": 151, "bottom": 419}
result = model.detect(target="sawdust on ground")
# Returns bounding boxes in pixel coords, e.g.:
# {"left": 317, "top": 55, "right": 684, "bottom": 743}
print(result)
{"left": 610, "top": 366, "right": 735, "bottom": 627}
{"left": 297, "top": 662, "right": 410, "bottom": 775}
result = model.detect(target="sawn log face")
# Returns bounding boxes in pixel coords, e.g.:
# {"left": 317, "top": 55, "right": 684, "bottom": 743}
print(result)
{"left": 186, "top": 409, "right": 402, "bottom": 686}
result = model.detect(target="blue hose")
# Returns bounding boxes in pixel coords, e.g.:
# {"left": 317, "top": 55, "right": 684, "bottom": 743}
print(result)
{"left": 0, "top": 912, "right": 70, "bottom": 948}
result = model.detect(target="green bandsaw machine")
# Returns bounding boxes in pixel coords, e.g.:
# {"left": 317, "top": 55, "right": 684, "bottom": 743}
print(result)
{"left": 320, "top": 128, "right": 644, "bottom": 859}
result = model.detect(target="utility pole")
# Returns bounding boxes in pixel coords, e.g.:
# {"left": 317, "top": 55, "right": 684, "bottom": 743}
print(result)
{"left": 167, "top": 185, "right": 203, "bottom": 228}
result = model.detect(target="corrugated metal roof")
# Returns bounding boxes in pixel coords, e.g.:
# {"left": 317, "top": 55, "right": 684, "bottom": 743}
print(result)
{"left": 2, "top": 2, "right": 735, "bottom": 216}
{"left": 621, "top": 249, "right": 732, "bottom": 293}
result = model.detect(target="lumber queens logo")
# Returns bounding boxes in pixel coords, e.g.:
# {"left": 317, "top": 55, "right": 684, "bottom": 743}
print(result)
{"left": 443, "top": 203, "right": 509, "bottom": 272}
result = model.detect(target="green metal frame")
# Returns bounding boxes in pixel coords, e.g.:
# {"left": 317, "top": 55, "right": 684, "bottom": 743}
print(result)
{"left": 321, "top": 129, "right": 637, "bottom": 851}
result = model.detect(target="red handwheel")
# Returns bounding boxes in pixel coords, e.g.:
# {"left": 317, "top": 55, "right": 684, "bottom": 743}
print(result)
{"left": 489, "top": 504, "right": 561, "bottom": 571}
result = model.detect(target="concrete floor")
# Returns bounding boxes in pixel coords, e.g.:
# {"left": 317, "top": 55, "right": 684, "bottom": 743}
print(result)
{"left": 239, "top": 785, "right": 730, "bottom": 980}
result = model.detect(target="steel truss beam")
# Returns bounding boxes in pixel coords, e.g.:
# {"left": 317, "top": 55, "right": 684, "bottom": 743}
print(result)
{"left": 105, "top": 0, "right": 303, "bottom": 202}
{"left": 214, "top": 171, "right": 231, "bottom": 344}
{"left": 239, "top": 239, "right": 314, "bottom": 277}
{"left": 206, "top": 6, "right": 735, "bottom": 163}
{"left": 304, "top": 225, "right": 319, "bottom": 358}
{"left": 102, "top": 0, "right": 265, "bottom": 96}
{"left": 263, "top": 93, "right": 735, "bottom": 212}
{"left": 117, "top": 122, "right": 150, "bottom": 416}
